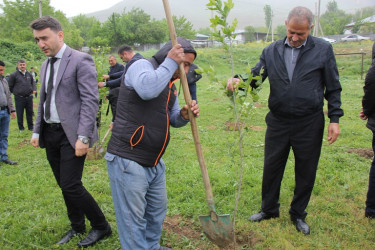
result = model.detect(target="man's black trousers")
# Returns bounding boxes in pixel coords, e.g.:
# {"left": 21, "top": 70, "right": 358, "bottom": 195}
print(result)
{"left": 43, "top": 125, "right": 108, "bottom": 231}
{"left": 365, "top": 131, "right": 375, "bottom": 217}
{"left": 14, "top": 95, "right": 33, "bottom": 130}
{"left": 108, "top": 87, "right": 119, "bottom": 122}
{"left": 261, "top": 111, "right": 324, "bottom": 220}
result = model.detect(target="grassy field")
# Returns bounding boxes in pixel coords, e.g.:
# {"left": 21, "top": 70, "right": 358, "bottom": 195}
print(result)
{"left": 0, "top": 40, "right": 374, "bottom": 249}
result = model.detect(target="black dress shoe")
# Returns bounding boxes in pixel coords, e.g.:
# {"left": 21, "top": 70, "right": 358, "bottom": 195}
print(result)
{"left": 365, "top": 212, "right": 375, "bottom": 218}
{"left": 292, "top": 218, "right": 310, "bottom": 235}
{"left": 2, "top": 159, "right": 18, "bottom": 165}
{"left": 249, "top": 211, "right": 279, "bottom": 222}
{"left": 57, "top": 229, "right": 85, "bottom": 245}
{"left": 78, "top": 224, "right": 112, "bottom": 247}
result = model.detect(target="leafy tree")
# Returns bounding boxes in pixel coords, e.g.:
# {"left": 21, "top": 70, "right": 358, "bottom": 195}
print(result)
{"left": 264, "top": 4, "right": 272, "bottom": 30}
{"left": 320, "top": 0, "right": 352, "bottom": 35}
{"left": 64, "top": 27, "right": 85, "bottom": 49}
{"left": 170, "top": 16, "right": 196, "bottom": 39}
{"left": 0, "top": 0, "right": 56, "bottom": 42}
{"left": 275, "top": 24, "right": 286, "bottom": 40}
{"left": 244, "top": 25, "right": 255, "bottom": 42}
{"left": 197, "top": 27, "right": 211, "bottom": 35}
{"left": 102, "top": 8, "right": 168, "bottom": 47}
{"left": 352, "top": 7, "right": 375, "bottom": 33}
{"left": 0, "top": 0, "right": 83, "bottom": 48}
{"left": 87, "top": 21, "right": 109, "bottom": 47}
{"left": 353, "top": 6, "right": 375, "bottom": 20}
{"left": 72, "top": 15, "right": 101, "bottom": 44}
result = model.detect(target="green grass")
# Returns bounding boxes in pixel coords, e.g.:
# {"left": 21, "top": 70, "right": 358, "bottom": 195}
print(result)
{"left": 0, "top": 41, "right": 375, "bottom": 249}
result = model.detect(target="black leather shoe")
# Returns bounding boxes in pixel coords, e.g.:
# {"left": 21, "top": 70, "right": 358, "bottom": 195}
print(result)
{"left": 57, "top": 229, "right": 85, "bottom": 245}
{"left": 249, "top": 211, "right": 279, "bottom": 222}
{"left": 77, "top": 224, "right": 112, "bottom": 247}
{"left": 2, "top": 159, "right": 18, "bottom": 165}
{"left": 292, "top": 219, "right": 310, "bottom": 235}
{"left": 365, "top": 212, "right": 375, "bottom": 218}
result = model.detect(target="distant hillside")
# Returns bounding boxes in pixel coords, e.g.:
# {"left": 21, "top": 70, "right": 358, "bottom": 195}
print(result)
{"left": 83, "top": 0, "right": 375, "bottom": 29}
{"left": 83, "top": 0, "right": 275, "bottom": 29}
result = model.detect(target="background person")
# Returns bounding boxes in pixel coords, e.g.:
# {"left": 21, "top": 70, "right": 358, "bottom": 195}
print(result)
{"left": 7, "top": 59, "right": 36, "bottom": 131}
{"left": 0, "top": 60, "right": 17, "bottom": 167}
{"left": 98, "top": 45, "right": 143, "bottom": 124}
{"left": 360, "top": 42, "right": 375, "bottom": 219}
{"left": 29, "top": 16, "right": 111, "bottom": 247}
{"left": 30, "top": 66, "right": 38, "bottom": 97}
{"left": 227, "top": 6, "right": 343, "bottom": 235}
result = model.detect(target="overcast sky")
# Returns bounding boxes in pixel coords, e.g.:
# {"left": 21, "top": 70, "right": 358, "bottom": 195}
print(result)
{"left": 49, "top": 0, "right": 121, "bottom": 17}
{"left": 0, "top": 0, "right": 374, "bottom": 26}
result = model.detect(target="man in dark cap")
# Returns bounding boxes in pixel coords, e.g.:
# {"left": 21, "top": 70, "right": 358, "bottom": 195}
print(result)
{"left": 105, "top": 37, "right": 199, "bottom": 249}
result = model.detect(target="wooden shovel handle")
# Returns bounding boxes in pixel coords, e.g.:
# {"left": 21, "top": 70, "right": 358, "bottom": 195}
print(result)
{"left": 162, "top": 0, "right": 215, "bottom": 212}
{"left": 101, "top": 127, "right": 111, "bottom": 144}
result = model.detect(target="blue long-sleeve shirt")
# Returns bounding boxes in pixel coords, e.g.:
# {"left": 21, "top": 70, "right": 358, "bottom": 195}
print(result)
{"left": 125, "top": 57, "right": 189, "bottom": 128}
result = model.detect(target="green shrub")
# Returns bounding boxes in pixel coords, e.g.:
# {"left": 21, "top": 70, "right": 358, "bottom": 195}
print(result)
{"left": 0, "top": 39, "right": 45, "bottom": 65}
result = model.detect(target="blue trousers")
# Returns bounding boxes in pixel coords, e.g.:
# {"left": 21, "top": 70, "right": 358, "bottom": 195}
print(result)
{"left": 105, "top": 153, "right": 167, "bottom": 250}
{"left": 0, "top": 109, "right": 10, "bottom": 161}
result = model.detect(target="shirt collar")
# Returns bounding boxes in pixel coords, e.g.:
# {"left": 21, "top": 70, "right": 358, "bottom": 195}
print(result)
{"left": 284, "top": 37, "right": 307, "bottom": 49}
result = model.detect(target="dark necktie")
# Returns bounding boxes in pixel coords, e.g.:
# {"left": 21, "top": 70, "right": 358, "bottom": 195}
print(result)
{"left": 45, "top": 57, "right": 57, "bottom": 120}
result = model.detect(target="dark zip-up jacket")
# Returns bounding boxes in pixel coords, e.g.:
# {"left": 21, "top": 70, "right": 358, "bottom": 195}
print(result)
{"left": 252, "top": 35, "right": 343, "bottom": 122}
{"left": 362, "top": 42, "right": 375, "bottom": 131}
{"left": 7, "top": 70, "right": 36, "bottom": 97}
{"left": 106, "top": 53, "right": 144, "bottom": 89}
{"left": 108, "top": 62, "right": 124, "bottom": 76}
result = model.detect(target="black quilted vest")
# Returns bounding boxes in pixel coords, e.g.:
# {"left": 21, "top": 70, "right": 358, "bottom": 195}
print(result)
{"left": 107, "top": 58, "right": 177, "bottom": 166}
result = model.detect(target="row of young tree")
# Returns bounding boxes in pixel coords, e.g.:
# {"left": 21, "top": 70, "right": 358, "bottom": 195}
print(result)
{"left": 0, "top": 0, "right": 374, "bottom": 49}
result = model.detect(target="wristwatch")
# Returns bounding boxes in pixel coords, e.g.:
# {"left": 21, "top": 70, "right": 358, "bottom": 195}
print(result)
{"left": 78, "top": 135, "right": 90, "bottom": 144}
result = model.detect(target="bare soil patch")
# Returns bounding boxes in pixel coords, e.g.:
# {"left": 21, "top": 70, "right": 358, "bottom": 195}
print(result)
{"left": 347, "top": 148, "right": 374, "bottom": 159}
{"left": 163, "top": 215, "right": 261, "bottom": 249}
{"left": 254, "top": 102, "right": 266, "bottom": 108}
{"left": 17, "top": 139, "right": 29, "bottom": 149}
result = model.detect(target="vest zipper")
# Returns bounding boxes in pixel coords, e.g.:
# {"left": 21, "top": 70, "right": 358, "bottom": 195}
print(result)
{"left": 153, "top": 79, "right": 178, "bottom": 166}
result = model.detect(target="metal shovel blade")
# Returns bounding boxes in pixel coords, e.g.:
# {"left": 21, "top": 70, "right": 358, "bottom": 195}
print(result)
{"left": 199, "top": 212, "right": 234, "bottom": 248}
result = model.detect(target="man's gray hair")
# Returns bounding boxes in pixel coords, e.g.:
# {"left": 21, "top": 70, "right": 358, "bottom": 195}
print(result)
{"left": 287, "top": 6, "right": 314, "bottom": 29}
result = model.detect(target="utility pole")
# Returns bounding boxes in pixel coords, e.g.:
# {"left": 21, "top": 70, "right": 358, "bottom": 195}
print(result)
{"left": 314, "top": 2, "right": 318, "bottom": 36}
{"left": 271, "top": 10, "right": 274, "bottom": 42}
{"left": 39, "top": 0, "right": 42, "bottom": 18}
{"left": 112, "top": 13, "right": 118, "bottom": 46}
{"left": 316, "top": 0, "right": 321, "bottom": 36}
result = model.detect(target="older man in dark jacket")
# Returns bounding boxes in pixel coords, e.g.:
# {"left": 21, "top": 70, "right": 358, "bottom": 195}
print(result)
{"left": 7, "top": 59, "right": 36, "bottom": 131}
{"left": 228, "top": 6, "right": 343, "bottom": 235}
{"left": 360, "top": 42, "right": 375, "bottom": 218}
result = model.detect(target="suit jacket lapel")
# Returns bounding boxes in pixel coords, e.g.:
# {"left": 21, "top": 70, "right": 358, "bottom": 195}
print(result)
{"left": 55, "top": 46, "right": 72, "bottom": 89}
{"left": 40, "top": 60, "right": 48, "bottom": 102}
